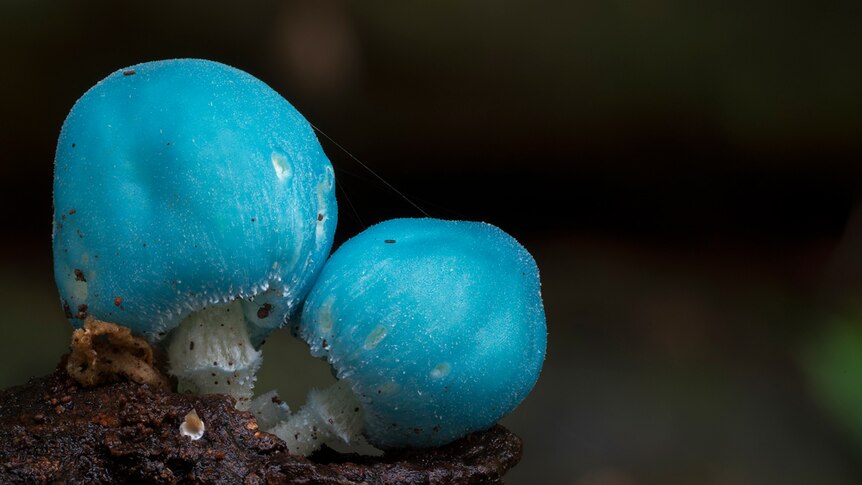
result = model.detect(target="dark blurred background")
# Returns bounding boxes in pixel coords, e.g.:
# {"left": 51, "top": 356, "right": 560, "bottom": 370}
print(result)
{"left": 2, "top": 1, "right": 862, "bottom": 483}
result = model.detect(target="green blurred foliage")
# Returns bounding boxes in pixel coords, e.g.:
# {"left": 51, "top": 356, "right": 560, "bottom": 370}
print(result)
{"left": 802, "top": 317, "right": 862, "bottom": 452}
{"left": 0, "top": 261, "right": 70, "bottom": 389}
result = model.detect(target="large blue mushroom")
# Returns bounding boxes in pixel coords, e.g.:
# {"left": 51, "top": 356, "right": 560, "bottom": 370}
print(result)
{"left": 268, "top": 218, "right": 546, "bottom": 454}
{"left": 53, "top": 59, "right": 337, "bottom": 406}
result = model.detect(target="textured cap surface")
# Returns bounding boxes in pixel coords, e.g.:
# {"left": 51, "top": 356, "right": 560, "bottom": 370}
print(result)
{"left": 300, "top": 218, "right": 546, "bottom": 448}
{"left": 53, "top": 59, "right": 337, "bottom": 342}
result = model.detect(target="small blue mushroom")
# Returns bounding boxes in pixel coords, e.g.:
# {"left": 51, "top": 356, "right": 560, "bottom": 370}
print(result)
{"left": 269, "top": 218, "right": 546, "bottom": 453}
{"left": 53, "top": 59, "right": 337, "bottom": 406}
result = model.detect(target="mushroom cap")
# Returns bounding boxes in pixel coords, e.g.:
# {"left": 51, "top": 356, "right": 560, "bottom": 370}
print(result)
{"left": 53, "top": 59, "right": 337, "bottom": 342}
{"left": 299, "top": 218, "right": 546, "bottom": 448}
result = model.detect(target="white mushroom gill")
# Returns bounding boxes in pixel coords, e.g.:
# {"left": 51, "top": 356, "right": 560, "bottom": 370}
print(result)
{"left": 268, "top": 381, "right": 364, "bottom": 456}
{"left": 167, "top": 300, "right": 263, "bottom": 409}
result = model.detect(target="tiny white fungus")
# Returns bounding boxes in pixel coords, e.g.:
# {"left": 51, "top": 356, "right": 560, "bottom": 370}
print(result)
{"left": 180, "top": 408, "right": 206, "bottom": 440}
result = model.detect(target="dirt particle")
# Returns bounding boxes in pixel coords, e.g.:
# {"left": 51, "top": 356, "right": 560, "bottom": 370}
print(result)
{"left": 317, "top": 213, "right": 323, "bottom": 221}
{"left": 257, "top": 303, "right": 272, "bottom": 319}
{"left": 123, "top": 69, "right": 136, "bottom": 76}
{"left": 69, "top": 209, "right": 76, "bottom": 215}
{"left": 75, "top": 304, "right": 89, "bottom": 320}
{"left": 74, "top": 269, "right": 86, "bottom": 282}
{"left": 92, "top": 413, "right": 119, "bottom": 427}
{"left": 114, "top": 297, "right": 123, "bottom": 307}
{"left": 189, "top": 341, "right": 195, "bottom": 351}
{"left": 385, "top": 239, "right": 396, "bottom": 244}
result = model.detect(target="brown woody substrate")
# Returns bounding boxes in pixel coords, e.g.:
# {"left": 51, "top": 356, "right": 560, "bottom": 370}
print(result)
{"left": 0, "top": 361, "right": 522, "bottom": 484}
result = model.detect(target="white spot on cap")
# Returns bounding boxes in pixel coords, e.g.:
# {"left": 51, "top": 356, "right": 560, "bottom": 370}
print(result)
{"left": 377, "top": 381, "right": 401, "bottom": 396}
{"left": 430, "top": 362, "right": 451, "bottom": 379}
{"left": 314, "top": 169, "right": 331, "bottom": 247}
{"left": 364, "top": 325, "right": 387, "bottom": 350}
{"left": 318, "top": 297, "right": 335, "bottom": 334}
{"left": 271, "top": 152, "right": 291, "bottom": 182}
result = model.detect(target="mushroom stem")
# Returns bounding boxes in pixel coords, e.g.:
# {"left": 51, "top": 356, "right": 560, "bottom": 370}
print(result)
{"left": 166, "top": 300, "right": 262, "bottom": 409}
{"left": 268, "top": 381, "right": 364, "bottom": 456}
{"left": 249, "top": 389, "right": 292, "bottom": 430}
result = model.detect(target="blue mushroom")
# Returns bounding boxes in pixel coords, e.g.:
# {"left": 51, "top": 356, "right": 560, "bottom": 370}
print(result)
{"left": 269, "top": 218, "right": 546, "bottom": 453}
{"left": 53, "top": 59, "right": 337, "bottom": 406}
